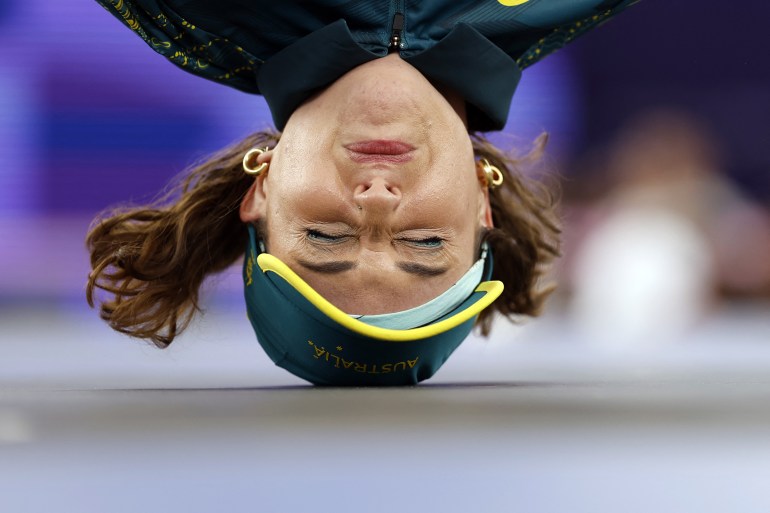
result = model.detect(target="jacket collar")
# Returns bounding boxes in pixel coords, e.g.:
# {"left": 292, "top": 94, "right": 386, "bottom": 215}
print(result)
{"left": 258, "top": 19, "right": 520, "bottom": 132}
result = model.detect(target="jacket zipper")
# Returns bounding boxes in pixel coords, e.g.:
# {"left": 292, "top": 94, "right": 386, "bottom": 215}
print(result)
{"left": 389, "top": 11, "right": 404, "bottom": 51}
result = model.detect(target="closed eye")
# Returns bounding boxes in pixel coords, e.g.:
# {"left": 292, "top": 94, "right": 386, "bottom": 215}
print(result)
{"left": 400, "top": 237, "right": 443, "bottom": 249}
{"left": 306, "top": 229, "right": 349, "bottom": 245}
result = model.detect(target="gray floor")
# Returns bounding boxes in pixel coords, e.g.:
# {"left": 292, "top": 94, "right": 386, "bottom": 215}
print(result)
{"left": 2, "top": 302, "right": 770, "bottom": 512}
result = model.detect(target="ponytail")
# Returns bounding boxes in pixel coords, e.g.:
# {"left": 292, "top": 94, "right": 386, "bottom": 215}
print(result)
{"left": 86, "top": 130, "right": 280, "bottom": 348}
{"left": 471, "top": 132, "right": 561, "bottom": 335}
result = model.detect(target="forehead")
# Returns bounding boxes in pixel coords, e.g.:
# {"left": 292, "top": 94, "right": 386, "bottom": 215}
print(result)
{"left": 281, "top": 256, "right": 467, "bottom": 316}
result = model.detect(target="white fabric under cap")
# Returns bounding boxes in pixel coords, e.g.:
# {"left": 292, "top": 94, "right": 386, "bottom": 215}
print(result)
{"left": 352, "top": 244, "right": 488, "bottom": 329}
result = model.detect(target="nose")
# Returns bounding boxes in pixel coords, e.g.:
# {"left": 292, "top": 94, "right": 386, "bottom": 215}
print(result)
{"left": 353, "top": 177, "right": 401, "bottom": 217}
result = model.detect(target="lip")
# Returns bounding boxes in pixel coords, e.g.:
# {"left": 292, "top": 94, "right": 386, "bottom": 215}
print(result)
{"left": 345, "top": 140, "right": 415, "bottom": 163}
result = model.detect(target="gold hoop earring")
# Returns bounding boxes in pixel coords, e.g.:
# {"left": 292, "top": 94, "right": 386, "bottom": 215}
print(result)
{"left": 478, "top": 158, "right": 504, "bottom": 189}
{"left": 243, "top": 147, "right": 270, "bottom": 176}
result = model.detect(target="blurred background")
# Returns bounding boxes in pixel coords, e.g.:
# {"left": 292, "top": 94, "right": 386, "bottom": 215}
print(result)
{"left": 1, "top": 0, "right": 769, "bottom": 386}
{"left": 2, "top": 2, "right": 770, "bottom": 512}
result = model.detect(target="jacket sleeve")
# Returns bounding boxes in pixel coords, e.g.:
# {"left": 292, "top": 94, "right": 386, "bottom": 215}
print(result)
{"left": 95, "top": 0, "right": 262, "bottom": 94}
{"left": 512, "top": 0, "right": 642, "bottom": 70}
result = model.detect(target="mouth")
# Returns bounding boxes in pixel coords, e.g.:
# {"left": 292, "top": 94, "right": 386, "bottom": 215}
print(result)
{"left": 345, "top": 140, "right": 415, "bottom": 163}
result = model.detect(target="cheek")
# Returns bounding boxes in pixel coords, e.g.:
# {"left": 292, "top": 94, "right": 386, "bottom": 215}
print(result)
{"left": 269, "top": 178, "right": 348, "bottom": 226}
{"left": 423, "top": 163, "right": 480, "bottom": 216}
{"left": 277, "top": 108, "right": 339, "bottom": 167}
{"left": 268, "top": 148, "right": 342, "bottom": 214}
{"left": 408, "top": 186, "right": 479, "bottom": 241}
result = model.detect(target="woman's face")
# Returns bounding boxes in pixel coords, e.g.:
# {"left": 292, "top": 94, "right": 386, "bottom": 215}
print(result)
{"left": 241, "top": 54, "right": 492, "bottom": 314}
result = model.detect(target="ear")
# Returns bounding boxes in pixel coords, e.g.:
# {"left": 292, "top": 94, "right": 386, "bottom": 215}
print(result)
{"left": 476, "top": 161, "right": 494, "bottom": 228}
{"left": 475, "top": 160, "right": 494, "bottom": 229}
{"left": 478, "top": 184, "right": 494, "bottom": 229}
{"left": 239, "top": 149, "right": 273, "bottom": 223}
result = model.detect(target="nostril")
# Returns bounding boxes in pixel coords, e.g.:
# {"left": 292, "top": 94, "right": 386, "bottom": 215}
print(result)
{"left": 353, "top": 183, "right": 369, "bottom": 196}
{"left": 354, "top": 178, "right": 399, "bottom": 195}
{"left": 353, "top": 178, "right": 401, "bottom": 213}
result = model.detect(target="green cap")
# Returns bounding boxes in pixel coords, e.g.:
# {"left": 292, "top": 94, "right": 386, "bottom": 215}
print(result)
{"left": 243, "top": 225, "right": 503, "bottom": 386}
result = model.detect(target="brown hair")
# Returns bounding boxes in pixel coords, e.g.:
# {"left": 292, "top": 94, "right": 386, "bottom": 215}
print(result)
{"left": 471, "top": 133, "right": 561, "bottom": 335}
{"left": 86, "top": 130, "right": 559, "bottom": 347}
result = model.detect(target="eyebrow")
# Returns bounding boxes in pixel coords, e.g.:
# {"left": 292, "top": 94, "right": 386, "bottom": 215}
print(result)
{"left": 296, "top": 259, "right": 356, "bottom": 274}
{"left": 295, "top": 259, "right": 449, "bottom": 277}
{"left": 396, "top": 261, "right": 449, "bottom": 277}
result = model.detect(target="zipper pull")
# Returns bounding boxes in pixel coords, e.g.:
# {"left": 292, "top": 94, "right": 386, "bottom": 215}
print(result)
{"left": 389, "top": 12, "right": 404, "bottom": 51}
